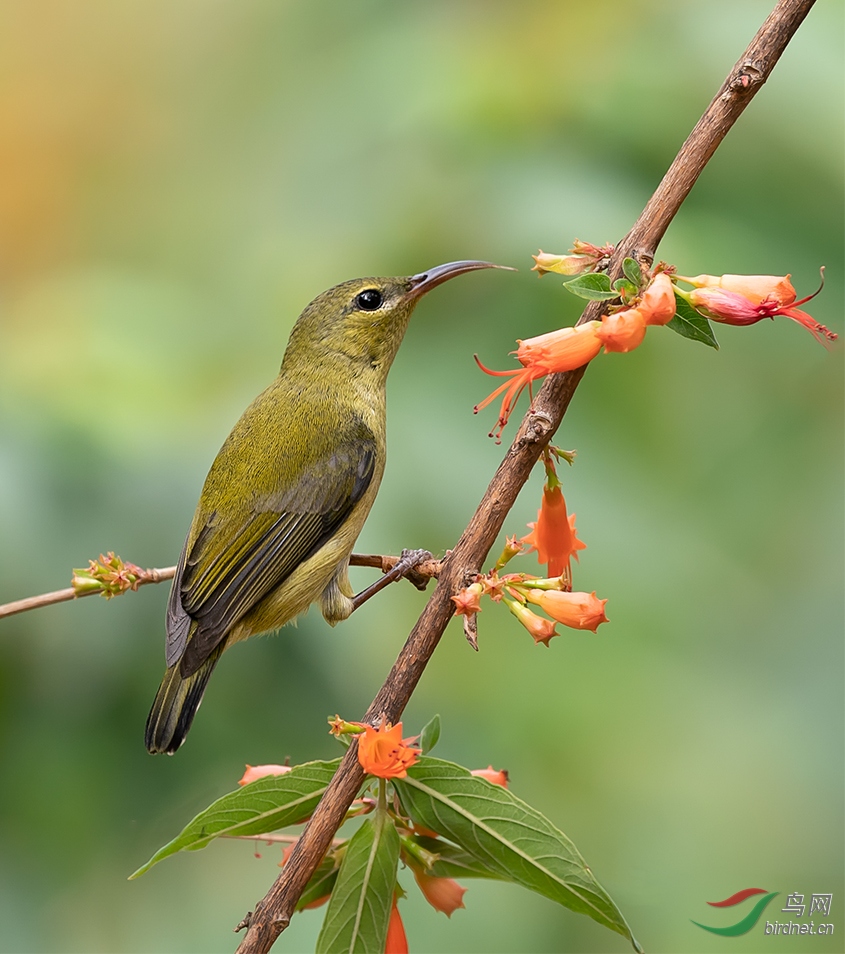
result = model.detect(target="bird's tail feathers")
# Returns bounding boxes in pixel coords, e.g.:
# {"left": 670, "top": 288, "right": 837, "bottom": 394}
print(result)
{"left": 145, "top": 645, "right": 224, "bottom": 754}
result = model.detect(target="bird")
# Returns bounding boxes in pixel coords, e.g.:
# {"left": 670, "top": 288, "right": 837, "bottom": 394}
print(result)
{"left": 145, "top": 260, "right": 506, "bottom": 753}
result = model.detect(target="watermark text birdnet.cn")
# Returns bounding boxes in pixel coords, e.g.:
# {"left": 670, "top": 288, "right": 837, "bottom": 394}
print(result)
{"left": 765, "top": 893, "right": 834, "bottom": 936}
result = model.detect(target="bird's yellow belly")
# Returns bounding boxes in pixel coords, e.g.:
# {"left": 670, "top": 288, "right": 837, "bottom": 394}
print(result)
{"left": 228, "top": 467, "right": 382, "bottom": 643}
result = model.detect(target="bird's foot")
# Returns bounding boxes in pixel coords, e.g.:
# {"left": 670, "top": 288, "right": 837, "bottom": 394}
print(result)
{"left": 350, "top": 548, "right": 434, "bottom": 611}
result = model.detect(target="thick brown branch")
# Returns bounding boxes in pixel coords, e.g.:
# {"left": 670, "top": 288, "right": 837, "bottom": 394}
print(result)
{"left": 234, "top": 1, "right": 815, "bottom": 948}
{"left": 620, "top": 0, "right": 816, "bottom": 262}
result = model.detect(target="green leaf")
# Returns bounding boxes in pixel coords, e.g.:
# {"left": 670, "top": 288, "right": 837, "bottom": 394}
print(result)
{"left": 613, "top": 278, "right": 638, "bottom": 300}
{"left": 562, "top": 272, "right": 619, "bottom": 301}
{"left": 666, "top": 292, "right": 720, "bottom": 349}
{"left": 315, "top": 809, "right": 400, "bottom": 954}
{"left": 129, "top": 758, "right": 341, "bottom": 878}
{"left": 419, "top": 714, "right": 441, "bottom": 754}
{"left": 394, "top": 757, "right": 641, "bottom": 952}
{"left": 297, "top": 852, "right": 342, "bottom": 912}
{"left": 622, "top": 257, "right": 643, "bottom": 287}
{"left": 411, "top": 834, "right": 507, "bottom": 881}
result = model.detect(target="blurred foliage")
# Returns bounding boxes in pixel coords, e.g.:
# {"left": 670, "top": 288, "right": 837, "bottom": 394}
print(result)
{"left": 0, "top": 1, "right": 842, "bottom": 952}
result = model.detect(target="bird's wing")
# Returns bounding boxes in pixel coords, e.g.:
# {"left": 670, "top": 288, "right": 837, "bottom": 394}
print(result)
{"left": 166, "top": 433, "right": 376, "bottom": 677}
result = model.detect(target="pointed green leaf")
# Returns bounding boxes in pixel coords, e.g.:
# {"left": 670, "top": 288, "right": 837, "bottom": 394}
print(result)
{"left": 315, "top": 810, "right": 400, "bottom": 954}
{"left": 622, "top": 257, "right": 643, "bottom": 287}
{"left": 419, "top": 714, "right": 441, "bottom": 754}
{"left": 129, "top": 758, "right": 341, "bottom": 878}
{"left": 411, "top": 834, "right": 507, "bottom": 880}
{"left": 297, "top": 852, "right": 342, "bottom": 912}
{"left": 562, "top": 272, "right": 619, "bottom": 301}
{"left": 666, "top": 292, "right": 720, "bottom": 349}
{"left": 394, "top": 757, "right": 641, "bottom": 952}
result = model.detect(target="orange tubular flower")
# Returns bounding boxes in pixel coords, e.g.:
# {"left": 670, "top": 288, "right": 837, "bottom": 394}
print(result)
{"left": 639, "top": 272, "right": 677, "bottom": 326}
{"left": 238, "top": 764, "right": 291, "bottom": 786}
{"left": 684, "top": 272, "right": 836, "bottom": 344}
{"left": 596, "top": 307, "right": 648, "bottom": 353}
{"left": 413, "top": 870, "right": 467, "bottom": 917}
{"left": 475, "top": 322, "right": 603, "bottom": 440}
{"left": 522, "top": 483, "right": 586, "bottom": 579}
{"left": 684, "top": 273, "right": 795, "bottom": 303}
{"left": 525, "top": 588, "right": 608, "bottom": 633}
{"left": 385, "top": 901, "right": 409, "bottom": 954}
{"left": 505, "top": 598, "right": 558, "bottom": 647}
{"left": 471, "top": 765, "right": 509, "bottom": 788}
{"left": 357, "top": 722, "right": 420, "bottom": 779}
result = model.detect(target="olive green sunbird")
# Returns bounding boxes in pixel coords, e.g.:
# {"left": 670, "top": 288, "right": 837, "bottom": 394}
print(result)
{"left": 145, "top": 260, "right": 505, "bottom": 754}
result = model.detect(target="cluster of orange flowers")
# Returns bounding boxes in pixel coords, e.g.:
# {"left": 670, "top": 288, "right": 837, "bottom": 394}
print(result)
{"left": 474, "top": 245, "right": 835, "bottom": 441}
{"left": 452, "top": 450, "right": 608, "bottom": 647}
{"left": 239, "top": 720, "right": 510, "bottom": 951}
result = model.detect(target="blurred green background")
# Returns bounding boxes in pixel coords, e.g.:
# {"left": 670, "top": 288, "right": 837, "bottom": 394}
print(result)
{"left": 0, "top": 2, "right": 841, "bottom": 952}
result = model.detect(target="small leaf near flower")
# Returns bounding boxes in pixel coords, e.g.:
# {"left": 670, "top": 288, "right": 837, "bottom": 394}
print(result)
{"left": 562, "top": 272, "right": 619, "bottom": 301}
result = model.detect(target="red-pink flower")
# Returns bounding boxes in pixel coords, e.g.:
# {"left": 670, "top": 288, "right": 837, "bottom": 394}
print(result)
{"left": 385, "top": 901, "right": 408, "bottom": 954}
{"left": 238, "top": 764, "right": 292, "bottom": 786}
{"left": 413, "top": 870, "right": 467, "bottom": 917}
{"left": 522, "top": 483, "right": 586, "bottom": 579}
{"left": 471, "top": 765, "right": 509, "bottom": 788}
{"left": 525, "top": 589, "right": 608, "bottom": 633}
{"left": 684, "top": 272, "right": 836, "bottom": 344}
{"left": 475, "top": 322, "right": 603, "bottom": 440}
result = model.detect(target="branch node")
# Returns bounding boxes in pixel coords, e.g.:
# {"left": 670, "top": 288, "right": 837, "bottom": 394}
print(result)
{"left": 730, "top": 59, "right": 765, "bottom": 94}
{"left": 520, "top": 409, "right": 553, "bottom": 445}
{"left": 234, "top": 913, "right": 252, "bottom": 933}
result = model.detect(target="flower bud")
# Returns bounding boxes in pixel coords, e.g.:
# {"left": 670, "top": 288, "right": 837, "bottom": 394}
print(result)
{"left": 471, "top": 765, "right": 509, "bottom": 788}
{"left": 531, "top": 250, "right": 594, "bottom": 276}
{"left": 525, "top": 589, "right": 608, "bottom": 633}
{"left": 683, "top": 273, "right": 796, "bottom": 306}
{"left": 595, "top": 307, "right": 648, "bottom": 353}
{"left": 238, "top": 764, "right": 291, "bottom": 786}
{"left": 639, "top": 272, "right": 677, "bottom": 326}
{"left": 505, "top": 598, "right": 558, "bottom": 647}
{"left": 688, "top": 287, "right": 760, "bottom": 324}
{"left": 413, "top": 870, "right": 467, "bottom": 917}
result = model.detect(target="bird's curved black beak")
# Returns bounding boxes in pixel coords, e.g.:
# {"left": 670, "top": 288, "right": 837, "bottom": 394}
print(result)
{"left": 406, "top": 260, "right": 514, "bottom": 299}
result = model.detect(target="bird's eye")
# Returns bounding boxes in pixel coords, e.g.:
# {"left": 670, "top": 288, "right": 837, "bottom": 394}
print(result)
{"left": 355, "top": 289, "right": 383, "bottom": 311}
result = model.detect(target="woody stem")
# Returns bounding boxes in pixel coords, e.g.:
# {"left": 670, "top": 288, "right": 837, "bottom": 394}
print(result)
{"left": 235, "top": 2, "right": 817, "bottom": 950}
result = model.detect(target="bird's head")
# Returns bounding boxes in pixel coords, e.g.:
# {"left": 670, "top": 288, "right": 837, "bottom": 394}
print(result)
{"left": 283, "top": 261, "right": 511, "bottom": 379}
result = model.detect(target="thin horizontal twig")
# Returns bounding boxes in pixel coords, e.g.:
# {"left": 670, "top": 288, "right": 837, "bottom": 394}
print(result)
{"left": 0, "top": 553, "right": 441, "bottom": 622}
